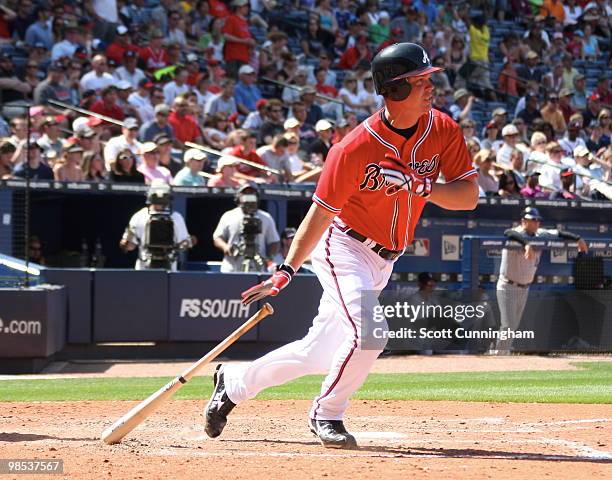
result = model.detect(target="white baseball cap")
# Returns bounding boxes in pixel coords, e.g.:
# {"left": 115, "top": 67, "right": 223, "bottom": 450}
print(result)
{"left": 238, "top": 64, "right": 256, "bottom": 75}
{"left": 184, "top": 148, "right": 207, "bottom": 163}
{"left": 501, "top": 124, "right": 519, "bottom": 136}
{"left": 315, "top": 119, "right": 333, "bottom": 132}
{"left": 284, "top": 118, "right": 300, "bottom": 129}
{"left": 216, "top": 156, "right": 238, "bottom": 172}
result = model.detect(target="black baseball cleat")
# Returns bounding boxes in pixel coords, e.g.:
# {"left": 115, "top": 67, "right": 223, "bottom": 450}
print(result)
{"left": 204, "top": 364, "right": 236, "bottom": 438}
{"left": 309, "top": 418, "right": 358, "bottom": 449}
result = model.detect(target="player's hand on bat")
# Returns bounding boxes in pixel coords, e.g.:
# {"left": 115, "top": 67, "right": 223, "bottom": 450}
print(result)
{"left": 241, "top": 264, "right": 295, "bottom": 305}
{"left": 379, "top": 153, "right": 432, "bottom": 198}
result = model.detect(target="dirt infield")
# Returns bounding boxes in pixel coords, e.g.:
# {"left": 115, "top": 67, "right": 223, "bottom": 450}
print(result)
{"left": 1, "top": 400, "right": 610, "bottom": 479}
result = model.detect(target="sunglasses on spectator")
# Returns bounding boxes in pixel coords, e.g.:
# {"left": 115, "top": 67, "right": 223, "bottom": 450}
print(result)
{"left": 118, "top": 155, "right": 134, "bottom": 161}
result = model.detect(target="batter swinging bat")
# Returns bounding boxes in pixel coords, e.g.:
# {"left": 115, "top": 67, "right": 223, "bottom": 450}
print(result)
{"left": 101, "top": 303, "right": 274, "bottom": 444}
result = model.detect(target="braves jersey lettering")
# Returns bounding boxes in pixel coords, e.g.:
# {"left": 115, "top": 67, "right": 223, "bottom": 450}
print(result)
{"left": 313, "top": 109, "right": 477, "bottom": 250}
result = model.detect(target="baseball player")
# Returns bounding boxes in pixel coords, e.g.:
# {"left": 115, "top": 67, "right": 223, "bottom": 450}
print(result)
{"left": 204, "top": 43, "right": 479, "bottom": 449}
{"left": 495, "top": 207, "right": 588, "bottom": 352}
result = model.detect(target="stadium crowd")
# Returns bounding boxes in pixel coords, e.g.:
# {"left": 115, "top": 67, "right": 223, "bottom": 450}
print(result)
{"left": 0, "top": 0, "right": 610, "bottom": 200}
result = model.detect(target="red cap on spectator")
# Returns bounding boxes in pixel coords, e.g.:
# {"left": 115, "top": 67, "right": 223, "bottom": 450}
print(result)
{"left": 87, "top": 117, "right": 103, "bottom": 127}
{"left": 486, "top": 121, "right": 497, "bottom": 129}
{"left": 589, "top": 92, "right": 601, "bottom": 102}
{"left": 228, "top": 112, "right": 238, "bottom": 123}
{"left": 256, "top": 99, "right": 268, "bottom": 109}
{"left": 55, "top": 115, "right": 66, "bottom": 124}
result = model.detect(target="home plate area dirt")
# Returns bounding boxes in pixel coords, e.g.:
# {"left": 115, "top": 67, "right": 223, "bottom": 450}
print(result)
{"left": 1, "top": 400, "right": 611, "bottom": 479}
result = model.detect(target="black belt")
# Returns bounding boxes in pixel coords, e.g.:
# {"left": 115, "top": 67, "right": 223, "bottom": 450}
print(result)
{"left": 503, "top": 278, "right": 531, "bottom": 288}
{"left": 345, "top": 229, "right": 403, "bottom": 260}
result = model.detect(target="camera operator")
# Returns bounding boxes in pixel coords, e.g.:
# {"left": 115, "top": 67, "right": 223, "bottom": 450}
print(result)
{"left": 119, "top": 179, "right": 194, "bottom": 270}
{"left": 213, "top": 183, "right": 280, "bottom": 273}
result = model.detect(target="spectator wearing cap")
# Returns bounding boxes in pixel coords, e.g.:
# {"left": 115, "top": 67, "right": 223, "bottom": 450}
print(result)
{"left": 572, "top": 145, "right": 598, "bottom": 189}
{"left": 560, "top": 54, "right": 580, "bottom": 91}
{"left": 33, "top": 62, "right": 70, "bottom": 105}
{"left": 550, "top": 167, "right": 578, "bottom": 199}
{"left": 234, "top": 64, "right": 262, "bottom": 116}
{"left": 481, "top": 121, "right": 501, "bottom": 150}
{"left": 204, "top": 78, "right": 238, "bottom": 117}
{"left": 163, "top": 66, "right": 190, "bottom": 106}
{"left": 308, "top": 119, "right": 334, "bottom": 163}
{"left": 153, "top": 134, "right": 181, "bottom": 176}
{"left": 24, "top": 4, "right": 53, "bottom": 50}
{"left": 482, "top": 107, "right": 507, "bottom": 140}
{"left": 571, "top": 74, "right": 588, "bottom": 111}
{"left": 558, "top": 88, "right": 576, "bottom": 124}
{"left": 169, "top": 96, "right": 203, "bottom": 147}
{"left": 243, "top": 98, "right": 268, "bottom": 131}
{"left": 583, "top": 93, "right": 603, "bottom": 128}
{"left": 90, "top": 86, "right": 125, "bottom": 121}
{"left": 257, "top": 99, "right": 285, "bottom": 145}
{"left": 13, "top": 140, "right": 53, "bottom": 180}
{"left": 185, "top": 53, "right": 204, "bottom": 87}
{"left": 516, "top": 93, "right": 542, "bottom": 128}
{"left": 116, "top": 81, "right": 139, "bottom": 118}
{"left": 207, "top": 156, "right": 242, "bottom": 187}
{"left": 140, "top": 104, "right": 174, "bottom": 143}
{"left": 75, "top": 126, "right": 99, "bottom": 155}
{"left": 128, "top": 79, "right": 155, "bottom": 124}
{"left": 287, "top": 101, "right": 317, "bottom": 143}
{"left": 256, "top": 134, "right": 292, "bottom": 183}
{"left": 222, "top": 0, "right": 255, "bottom": 79}
{"left": 80, "top": 55, "right": 115, "bottom": 94}
{"left": 137, "top": 142, "right": 172, "bottom": 184}
{"left": 51, "top": 22, "right": 82, "bottom": 62}
{"left": 566, "top": 29, "right": 585, "bottom": 58}
{"left": 517, "top": 51, "right": 543, "bottom": 91}
{"left": 281, "top": 66, "right": 309, "bottom": 105}
{"left": 173, "top": 148, "right": 208, "bottom": 186}
{"left": 497, "top": 124, "right": 521, "bottom": 166}
{"left": 104, "top": 117, "right": 143, "bottom": 170}
{"left": 166, "top": 10, "right": 187, "bottom": 46}
{"left": 586, "top": 120, "right": 609, "bottom": 153}
{"left": 368, "top": 10, "right": 390, "bottom": 45}
{"left": 299, "top": 86, "right": 323, "bottom": 127}
{"left": 521, "top": 168, "right": 547, "bottom": 198}
{"left": 114, "top": 50, "right": 146, "bottom": 89}
{"left": 538, "top": 141, "right": 566, "bottom": 190}
{"left": 37, "top": 116, "right": 64, "bottom": 158}
{"left": 54, "top": 144, "right": 85, "bottom": 181}
{"left": 559, "top": 120, "right": 587, "bottom": 157}
{"left": 540, "top": 92, "right": 566, "bottom": 135}
{"left": 449, "top": 88, "right": 474, "bottom": 123}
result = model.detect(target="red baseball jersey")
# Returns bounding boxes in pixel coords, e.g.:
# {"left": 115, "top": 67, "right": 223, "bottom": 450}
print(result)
{"left": 313, "top": 109, "right": 477, "bottom": 251}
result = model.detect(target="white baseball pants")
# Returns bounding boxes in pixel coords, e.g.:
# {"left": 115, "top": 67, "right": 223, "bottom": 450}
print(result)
{"left": 224, "top": 223, "right": 394, "bottom": 420}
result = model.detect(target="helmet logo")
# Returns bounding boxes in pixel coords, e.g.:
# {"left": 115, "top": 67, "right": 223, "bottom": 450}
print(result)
{"left": 422, "top": 51, "right": 429, "bottom": 64}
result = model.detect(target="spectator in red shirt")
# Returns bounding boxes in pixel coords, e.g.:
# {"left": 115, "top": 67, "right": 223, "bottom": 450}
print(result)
{"left": 90, "top": 86, "right": 125, "bottom": 122}
{"left": 314, "top": 67, "right": 338, "bottom": 97}
{"left": 338, "top": 34, "right": 371, "bottom": 70}
{"left": 229, "top": 129, "right": 267, "bottom": 179}
{"left": 139, "top": 29, "right": 169, "bottom": 71}
{"left": 221, "top": 0, "right": 255, "bottom": 79}
{"left": 168, "top": 96, "right": 203, "bottom": 147}
{"left": 594, "top": 75, "right": 611, "bottom": 106}
{"left": 106, "top": 25, "right": 139, "bottom": 66}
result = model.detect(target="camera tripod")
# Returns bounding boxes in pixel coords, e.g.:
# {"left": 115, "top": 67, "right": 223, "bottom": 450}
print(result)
{"left": 240, "top": 253, "right": 265, "bottom": 272}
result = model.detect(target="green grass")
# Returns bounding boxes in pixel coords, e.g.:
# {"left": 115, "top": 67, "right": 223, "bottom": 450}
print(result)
{"left": 0, "top": 361, "right": 610, "bottom": 404}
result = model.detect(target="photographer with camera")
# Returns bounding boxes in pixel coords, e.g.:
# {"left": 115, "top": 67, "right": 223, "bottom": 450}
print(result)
{"left": 119, "top": 179, "right": 194, "bottom": 270}
{"left": 213, "top": 183, "right": 280, "bottom": 273}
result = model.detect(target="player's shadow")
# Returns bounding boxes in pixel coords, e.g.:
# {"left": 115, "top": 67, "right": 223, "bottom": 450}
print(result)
{"left": 224, "top": 438, "right": 612, "bottom": 463}
{"left": 0, "top": 432, "right": 97, "bottom": 442}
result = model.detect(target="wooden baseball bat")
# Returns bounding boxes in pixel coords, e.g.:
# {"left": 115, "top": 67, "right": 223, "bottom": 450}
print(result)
{"left": 101, "top": 303, "right": 274, "bottom": 444}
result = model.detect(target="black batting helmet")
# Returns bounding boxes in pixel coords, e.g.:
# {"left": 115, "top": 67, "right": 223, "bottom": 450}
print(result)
{"left": 371, "top": 43, "right": 442, "bottom": 97}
